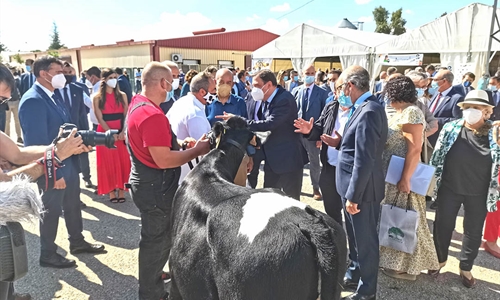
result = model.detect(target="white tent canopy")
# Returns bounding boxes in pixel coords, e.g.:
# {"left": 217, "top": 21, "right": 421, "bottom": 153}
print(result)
{"left": 252, "top": 23, "right": 395, "bottom": 75}
{"left": 375, "top": 3, "right": 499, "bottom": 85}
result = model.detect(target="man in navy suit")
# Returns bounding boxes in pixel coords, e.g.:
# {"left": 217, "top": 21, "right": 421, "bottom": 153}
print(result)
{"left": 427, "top": 69, "right": 464, "bottom": 146}
{"left": 115, "top": 67, "right": 132, "bottom": 104}
{"left": 220, "top": 70, "right": 306, "bottom": 199}
{"left": 244, "top": 93, "right": 266, "bottom": 189}
{"left": 59, "top": 62, "right": 95, "bottom": 190}
{"left": 488, "top": 76, "right": 500, "bottom": 120}
{"left": 292, "top": 65, "right": 328, "bottom": 200}
{"left": 335, "top": 66, "right": 388, "bottom": 300}
{"left": 19, "top": 59, "right": 35, "bottom": 97}
{"left": 453, "top": 72, "right": 475, "bottom": 97}
{"left": 19, "top": 56, "right": 105, "bottom": 269}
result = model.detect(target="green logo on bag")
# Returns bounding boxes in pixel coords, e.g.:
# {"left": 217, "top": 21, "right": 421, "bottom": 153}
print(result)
{"left": 388, "top": 227, "right": 404, "bottom": 242}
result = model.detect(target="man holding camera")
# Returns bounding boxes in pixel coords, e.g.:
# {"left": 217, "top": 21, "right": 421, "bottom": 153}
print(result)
{"left": 0, "top": 63, "right": 92, "bottom": 300}
{"left": 18, "top": 57, "right": 105, "bottom": 270}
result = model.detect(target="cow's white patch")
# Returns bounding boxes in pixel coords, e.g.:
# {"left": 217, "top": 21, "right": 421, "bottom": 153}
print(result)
{"left": 238, "top": 193, "right": 307, "bottom": 243}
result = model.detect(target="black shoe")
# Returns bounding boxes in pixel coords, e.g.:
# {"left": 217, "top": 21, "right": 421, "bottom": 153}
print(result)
{"left": 425, "top": 196, "right": 432, "bottom": 202}
{"left": 70, "top": 241, "right": 106, "bottom": 255}
{"left": 430, "top": 202, "right": 438, "bottom": 210}
{"left": 342, "top": 278, "right": 359, "bottom": 290}
{"left": 84, "top": 180, "right": 95, "bottom": 189}
{"left": 40, "top": 253, "right": 76, "bottom": 269}
{"left": 342, "top": 293, "right": 376, "bottom": 300}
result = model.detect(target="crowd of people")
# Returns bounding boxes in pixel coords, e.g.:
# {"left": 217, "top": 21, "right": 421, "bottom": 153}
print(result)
{"left": 0, "top": 55, "right": 500, "bottom": 300}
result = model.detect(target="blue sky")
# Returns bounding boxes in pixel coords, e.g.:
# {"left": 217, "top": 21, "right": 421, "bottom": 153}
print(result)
{"left": 0, "top": 0, "right": 491, "bottom": 53}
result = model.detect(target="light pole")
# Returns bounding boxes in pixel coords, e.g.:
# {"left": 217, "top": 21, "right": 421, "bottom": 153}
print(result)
{"left": 486, "top": 0, "right": 499, "bottom": 74}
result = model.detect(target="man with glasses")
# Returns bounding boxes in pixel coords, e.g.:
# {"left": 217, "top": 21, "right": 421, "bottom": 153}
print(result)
{"left": 428, "top": 69, "right": 464, "bottom": 146}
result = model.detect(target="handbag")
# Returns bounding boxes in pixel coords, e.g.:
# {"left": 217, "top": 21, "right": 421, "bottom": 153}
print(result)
{"left": 379, "top": 193, "right": 419, "bottom": 254}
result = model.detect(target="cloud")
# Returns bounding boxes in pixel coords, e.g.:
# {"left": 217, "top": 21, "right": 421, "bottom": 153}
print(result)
{"left": 358, "top": 16, "right": 373, "bottom": 23}
{"left": 246, "top": 14, "right": 261, "bottom": 22}
{"left": 270, "top": 3, "right": 291, "bottom": 12}
{"left": 405, "top": 9, "right": 414, "bottom": 15}
{"left": 261, "top": 18, "right": 290, "bottom": 35}
{"left": 354, "top": 0, "right": 372, "bottom": 4}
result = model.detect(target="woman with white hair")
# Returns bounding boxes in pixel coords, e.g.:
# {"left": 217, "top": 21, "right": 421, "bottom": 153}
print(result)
{"left": 429, "top": 90, "right": 500, "bottom": 288}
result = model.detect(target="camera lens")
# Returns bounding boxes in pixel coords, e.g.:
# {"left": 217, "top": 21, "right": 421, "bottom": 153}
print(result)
{"left": 78, "top": 130, "right": 118, "bottom": 149}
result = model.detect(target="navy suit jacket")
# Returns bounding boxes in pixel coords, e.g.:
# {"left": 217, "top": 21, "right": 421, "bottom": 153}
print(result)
{"left": 20, "top": 73, "right": 35, "bottom": 96}
{"left": 452, "top": 83, "right": 475, "bottom": 97}
{"left": 292, "top": 84, "right": 328, "bottom": 122}
{"left": 55, "top": 84, "right": 89, "bottom": 131}
{"left": 19, "top": 85, "right": 78, "bottom": 181}
{"left": 248, "top": 86, "right": 306, "bottom": 174}
{"left": 118, "top": 74, "right": 133, "bottom": 104}
{"left": 427, "top": 87, "right": 464, "bottom": 146}
{"left": 336, "top": 95, "right": 388, "bottom": 204}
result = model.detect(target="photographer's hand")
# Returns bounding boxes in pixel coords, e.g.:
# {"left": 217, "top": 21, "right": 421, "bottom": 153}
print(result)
{"left": 55, "top": 128, "right": 87, "bottom": 160}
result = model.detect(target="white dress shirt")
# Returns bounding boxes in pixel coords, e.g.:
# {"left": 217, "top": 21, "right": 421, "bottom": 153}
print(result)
{"left": 87, "top": 82, "right": 101, "bottom": 125}
{"left": 167, "top": 93, "right": 211, "bottom": 182}
{"left": 34, "top": 82, "right": 56, "bottom": 105}
{"left": 327, "top": 107, "right": 350, "bottom": 167}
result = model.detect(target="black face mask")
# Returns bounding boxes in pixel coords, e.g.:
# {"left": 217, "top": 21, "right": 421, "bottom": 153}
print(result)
{"left": 64, "top": 75, "right": 76, "bottom": 85}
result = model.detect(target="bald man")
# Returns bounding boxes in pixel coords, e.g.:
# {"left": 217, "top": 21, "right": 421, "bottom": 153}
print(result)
{"left": 428, "top": 69, "right": 464, "bottom": 146}
{"left": 160, "top": 60, "right": 181, "bottom": 114}
{"left": 126, "top": 62, "right": 210, "bottom": 300}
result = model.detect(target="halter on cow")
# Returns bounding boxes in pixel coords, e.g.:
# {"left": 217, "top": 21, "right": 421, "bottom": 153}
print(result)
{"left": 169, "top": 116, "right": 347, "bottom": 300}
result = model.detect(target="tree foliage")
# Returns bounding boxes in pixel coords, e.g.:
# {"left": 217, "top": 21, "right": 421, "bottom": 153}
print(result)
{"left": 48, "top": 22, "right": 65, "bottom": 50}
{"left": 12, "top": 53, "right": 24, "bottom": 64}
{"left": 373, "top": 6, "right": 407, "bottom": 35}
{"left": 0, "top": 42, "right": 7, "bottom": 53}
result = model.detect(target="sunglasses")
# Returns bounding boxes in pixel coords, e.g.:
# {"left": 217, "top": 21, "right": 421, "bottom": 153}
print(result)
{"left": 0, "top": 96, "right": 11, "bottom": 104}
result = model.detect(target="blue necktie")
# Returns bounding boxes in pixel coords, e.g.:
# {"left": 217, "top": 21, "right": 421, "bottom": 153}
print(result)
{"left": 347, "top": 105, "right": 356, "bottom": 120}
{"left": 63, "top": 87, "right": 71, "bottom": 111}
{"left": 301, "top": 88, "right": 309, "bottom": 118}
{"left": 52, "top": 93, "right": 69, "bottom": 121}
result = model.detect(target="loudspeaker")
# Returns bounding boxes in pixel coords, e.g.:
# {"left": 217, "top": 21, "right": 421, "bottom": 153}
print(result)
{"left": 0, "top": 222, "right": 28, "bottom": 282}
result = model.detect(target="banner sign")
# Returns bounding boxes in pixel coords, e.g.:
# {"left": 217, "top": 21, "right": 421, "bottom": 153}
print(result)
{"left": 380, "top": 54, "right": 424, "bottom": 66}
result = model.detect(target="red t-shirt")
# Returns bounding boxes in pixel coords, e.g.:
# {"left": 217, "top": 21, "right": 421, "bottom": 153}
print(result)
{"left": 127, "top": 95, "right": 172, "bottom": 169}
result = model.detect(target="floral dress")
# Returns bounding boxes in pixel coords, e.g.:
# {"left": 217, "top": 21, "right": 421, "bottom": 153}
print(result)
{"left": 379, "top": 105, "right": 439, "bottom": 275}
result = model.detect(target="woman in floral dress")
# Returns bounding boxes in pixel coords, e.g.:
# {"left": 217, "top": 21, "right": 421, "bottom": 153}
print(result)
{"left": 379, "top": 76, "right": 439, "bottom": 280}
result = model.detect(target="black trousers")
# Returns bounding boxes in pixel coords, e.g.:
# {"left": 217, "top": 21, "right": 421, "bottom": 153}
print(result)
{"left": 319, "top": 163, "right": 343, "bottom": 225}
{"left": 130, "top": 168, "right": 179, "bottom": 300}
{"left": 433, "top": 184, "right": 488, "bottom": 271}
{"left": 248, "top": 148, "right": 265, "bottom": 189}
{"left": 38, "top": 165, "right": 84, "bottom": 258}
{"left": 0, "top": 282, "right": 13, "bottom": 300}
{"left": 263, "top": 164, "right": 303, "bottom": 200}
{"left": 79, "top": 152, "right": 91, "bottom": 182}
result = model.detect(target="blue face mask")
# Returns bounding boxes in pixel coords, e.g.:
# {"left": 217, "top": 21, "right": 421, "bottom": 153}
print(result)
{"left": 165, "top": 89, "right": 175, "bottom": 102}
{"left": 26, "top": 65, "right": 31, "bottom": 72}
{"left": 283, "top": 76, "right": 289, "bottom": 81}
{"left": 431, "top": 81, "right": 439, "bottom": 89}
{"left": 293, "top": 75, "right": 299, "bottom": 81}
{"left": 304, "top": 75, "right": 315, "bottom": 85}
{"left": 428, "top": 87, "right": 438, "bottom": 96}
{"left": 338, "top": 91, "right": 352, "bottom": 108}
{"left": 416, "top": 88, "right": 425, "bottom": 98}
{"left": 245, "top": 76, "right": 251, "bottom": 82}
{"left": 463, "top": 81, "right": 471, "bottom": 88}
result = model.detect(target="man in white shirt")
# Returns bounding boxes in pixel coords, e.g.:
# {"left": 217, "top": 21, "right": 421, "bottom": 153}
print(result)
{"left": 167, "top": 71, "right": 216, "bottom": 181}
{"left": 84, "top": 66, "right": 101, "bottom": 130}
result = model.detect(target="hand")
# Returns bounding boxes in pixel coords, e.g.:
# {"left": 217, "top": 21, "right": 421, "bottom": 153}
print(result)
{"left": 215, "top": 111, "right": 236, "bottom": 121}
{"left": 397, "top": 179, "right": 411, "bottom": 194}
{"left": 345, "top": 200, "right": 360, "bottom": 215}
{"left": 320, "top": 131, "right": 341, "bottom": 148}
{"left": 55, "top": 128, "right": 85, "bottom": 160}
{"left": 54, "top": 178, "right": 66, "bottom": 189}
{"left": 113, "top": 134, "right": 119, "bottom": 142}
{"left": 294, "top": 117, "right": 314, "bottom": 134}
{"left": 0, "top": 158, "right": 13, "bottom": 171}
{"left": 193, "top": 134, "right": 211, "bottom": 156}
{"left": 316, "top": 141, "right": 322, "bottom": 149}
{"left": 183, "top": 137, "right": 196, "bottom": 149}
{"left": 246, "top": 156, "right": 254, "bottom": 174}
{"left": 0, "top": 167, "right": 9, "bottom": 182}
{"left": 118, "top": 132, "right": 126, "bottom": 141}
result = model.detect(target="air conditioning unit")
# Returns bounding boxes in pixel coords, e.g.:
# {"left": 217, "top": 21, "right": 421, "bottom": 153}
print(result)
{"left": 171, "top": 54, "right": 183, "bottom": 63}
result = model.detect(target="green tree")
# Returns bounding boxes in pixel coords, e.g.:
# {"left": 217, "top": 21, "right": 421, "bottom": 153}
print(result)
{"left": 47, "top": 49, "right": 60, "bottom": 57}
{"left": 373, "top": 6, "right": 391, "bottom": 34}
{"left": 12, "top": 53, "right": 24, "bottom": 64}
{"left": 391, "top": 8, "right": 407, "bottom": 35}
{"left": 0, "top": 42, "right": 7, "bottom": 63}
{"left": 48, "top": 22, "right": 64, "bottom": 50}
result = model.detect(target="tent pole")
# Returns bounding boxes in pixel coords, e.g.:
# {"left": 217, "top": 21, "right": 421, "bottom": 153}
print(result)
{"left": 486, "top": 0, "right": 498, "bottom": 74}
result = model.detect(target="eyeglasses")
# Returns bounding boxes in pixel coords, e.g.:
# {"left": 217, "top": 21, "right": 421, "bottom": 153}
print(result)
{"left": 433, "top": 78, "right": 445, "bottom": 82}
{"left": 0, "top": 96, "right": 11, "bottom": 104}
{"left": 335, "top": 83, "right": 346, "bottom": 91}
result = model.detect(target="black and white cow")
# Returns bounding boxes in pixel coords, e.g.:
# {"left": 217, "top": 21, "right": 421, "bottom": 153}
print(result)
{"left": 169, "top": 116, "right": 347, "bottom": 300}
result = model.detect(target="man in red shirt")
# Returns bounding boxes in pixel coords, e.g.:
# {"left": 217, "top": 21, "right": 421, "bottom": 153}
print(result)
{"left": 126, "top": 62, "right": 210, "bottom": 300}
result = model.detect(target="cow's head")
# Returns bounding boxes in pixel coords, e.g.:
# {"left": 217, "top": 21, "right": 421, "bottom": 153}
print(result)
{"left": 207, "top": 116, "right": 260, "bottom": 156}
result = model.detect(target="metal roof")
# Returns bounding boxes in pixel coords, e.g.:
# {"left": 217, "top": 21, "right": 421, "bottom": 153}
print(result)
{"left": 156, "top": 29, "right": 280, "bottom": 51}
{"left": 336, "top": 18, "right": 358, "bottom": 30}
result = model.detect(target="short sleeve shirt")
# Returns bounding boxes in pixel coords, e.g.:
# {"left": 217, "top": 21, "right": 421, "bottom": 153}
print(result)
{"left": 127, "top": 95, "right": 172, "bottom": 169}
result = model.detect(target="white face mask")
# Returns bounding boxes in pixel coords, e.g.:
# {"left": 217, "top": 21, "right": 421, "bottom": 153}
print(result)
{"left": 106, "top": 78, "right": 117, "bottom": 88}
{"left": 85, "top": 79, "right": 93, "bottom": 88}
{"left": 172, "top": 78, "right": 180, "bottom": 90}
{"left": 49, "top": 73, "right": 66, "bottom": 89}
{"left": 462, "top": 108, "right": 483, "bottom": 125}
{"left": 251, "top": 87, "right": 265, "bottom": 101}
{"left": 329, "top": 82, "right": 336, "bottom": 92}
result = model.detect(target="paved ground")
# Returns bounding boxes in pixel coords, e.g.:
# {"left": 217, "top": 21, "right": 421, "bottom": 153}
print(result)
{"left": 9, "top": 149, "right": 500, "bottom": 299}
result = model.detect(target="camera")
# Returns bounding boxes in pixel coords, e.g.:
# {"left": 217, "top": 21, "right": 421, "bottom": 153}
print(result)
{"left": 60, "top": 123, "right": 118, "bottom": 149}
